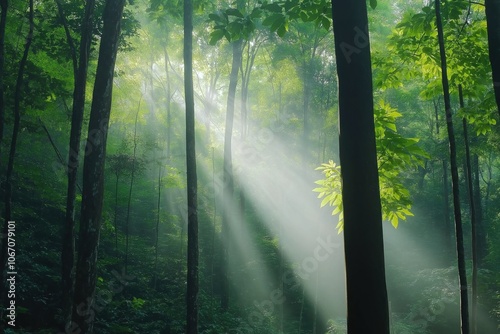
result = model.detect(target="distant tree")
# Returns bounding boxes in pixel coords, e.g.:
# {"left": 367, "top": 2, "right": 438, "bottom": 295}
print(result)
{"left": 331, "top": 0, "right": 390, "bottom": 333}
{"left": 434, "top": 0, "right": 469, "bottom": 333}
{"left": 184, "top": 0, "right": 199, "bottom": 331}
{"left": 70, "top": 0, "right": 126, "bottom": 332}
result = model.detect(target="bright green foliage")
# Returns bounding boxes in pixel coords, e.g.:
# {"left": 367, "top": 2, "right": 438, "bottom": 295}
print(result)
{"left": 314, "top": 100, "right": 429, "bottom": 232}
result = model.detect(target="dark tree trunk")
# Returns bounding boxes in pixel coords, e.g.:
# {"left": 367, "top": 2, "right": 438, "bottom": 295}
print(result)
{"left": 220, "top": 38, "right": 243, "bottom": 311}
{"left": 485, "top": 0, "right": 500, "bottom": 116}
{"left": 153, "top": 163, "right": 161, "bottom": 290}
{"left": 0, "top": 1, "right": 33, "bottom": 331}
{"left": 113, "top": 172, "right": 119, "bottom": 251}
{"left": 472, "top": 155, "right": 486, "bottom": 264}
{"left": 70, "top": 1, "right": 125, "bottom": 332}
{"left": 331, "top": 0, "right": 390, "bottom": 333}
{"left": 0, "top": 0, "right": 7, "bottom": 158}
{"left": 459, "top": 85, "right": 477, "bottom": 334}
{"left": 434, "top": 1, "right": 469, "bottom": 333}
{"left": 124, "top": 100, "right": 141, "bottom": 274}
{"left": 184, "top": 0, "right": 199, "bottom": 331}
{"left": 61, "top": 0, "right": 96, "bottom": 328}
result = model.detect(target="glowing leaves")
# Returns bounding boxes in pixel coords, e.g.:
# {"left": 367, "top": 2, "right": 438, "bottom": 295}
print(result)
{"left": 314, "top": 100, "right": 428, "bottom": 232}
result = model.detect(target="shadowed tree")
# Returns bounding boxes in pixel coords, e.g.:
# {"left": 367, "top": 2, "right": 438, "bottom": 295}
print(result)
{"left": 70, "top": 0, "right": 126, "bottom": 332}
{"left": 485, "top": 0, "right": 500, "bottom": 115}
{"left": 184, "top": 0, "right": 199, "bottom": 331}
{"left": 435, "top": 1, "right": 469, "bottom": 333}
{"left": 331, "top": 0, "right": 390, "bottom": 333}
{"left": 59, "top": 0, "right": 96, "bottom": 327}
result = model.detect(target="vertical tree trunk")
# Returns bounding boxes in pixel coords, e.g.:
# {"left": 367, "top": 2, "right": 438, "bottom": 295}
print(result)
{"left": 124, "top": 99, "right": 141, "bottom": 274}
{"left": 184, "top": 0, "right": 199, "bottom": 331}
{"left": 113, "top": 172, "right": 119, "bottom": 251}
{"left": 221, "top": 38, "right": 243, "bottom": 311}
{"left": 485, "top": 0, "right": 500, "bottom": 116}
{"left": 472, "top": 155, "right": 486, "bottom": 264}
{"left": 459, "top": 85, "right": 478, "bottom": 334}
{"left": 154, "top": 163, "right": 161, "bottom": 290}
{"left": 434, "top": 1, "right": 469, "bottom": 333}
{"left": 0, "top": 1, "right": 33, "bottom": 331}
{"left": 331, "top": 0, "right": 390, "bottom": 333}
{"left": 61, "top": 0, "right": 96, "bottom": 328}
{"left": 0, "top": 0, "right": 8, "bottom": 159}
{"left": 71, "top": 1, "right": 125, "bottom": 332}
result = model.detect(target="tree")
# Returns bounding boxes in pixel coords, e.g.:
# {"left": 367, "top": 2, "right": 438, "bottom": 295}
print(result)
{"left": 331, "top": 0, "right": 390, "bottom": 333}
{"left": 184, "top": 0, "right": 199, "bottom": 331}
{"left": 70, "top": 0, "right": 126, "bottom": 332}
{"left": 60, "top": 0, "right": 96, "bottom": 327}
{"left": 434, "top": 0, "right": 469, "bottom": 332}
{"left": 0, "top": 0, "right": 33, "bottom": 330}
{"left": 485, "top": 0, "right": 500, "bottom": 115}
{"left": 0, "top": 0, "right": 7, "bottom": 160}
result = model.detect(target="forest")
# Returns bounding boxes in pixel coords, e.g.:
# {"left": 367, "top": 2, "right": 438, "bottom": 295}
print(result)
{"left": 0, "top": 0, "right": 499, "bottom": 333}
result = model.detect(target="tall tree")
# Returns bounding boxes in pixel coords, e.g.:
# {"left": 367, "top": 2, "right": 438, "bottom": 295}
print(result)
{"left": 0, "top": 0, "right": 33, "bottom": 330}
{"left": 331, "top": 0, "right": 390, "bottom": 333}
{"left": 184, "top": 0, "right": 199, "bottom": 332}
{"left": 485, "top": 0, "right": 500, "bottom": 115}
{"left": 0, "top": 0, "right": 7, "bottom": 159}
{"left": 434, "top": 1, "right": 469, "bottom": 333}
{"left": 70, "top": 0, "right": 126, "bottom": 332}
{"left": 60, "top": 0, "right": 96, "bottom": 327}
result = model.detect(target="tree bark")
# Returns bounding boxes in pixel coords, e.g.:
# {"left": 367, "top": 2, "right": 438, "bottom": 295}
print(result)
{"left": 70, "top": 1, "right": 125, "bottom": 332}
{"left": 459, "top": 85, "right": 477, "bottom": 334}
{"left": 0, "top": 1, "right": 33, "bottom": 331}
{"left": 434, "top": 1, "right": 469, "bottom": 333}
{"left": 61, "top": 0, "right": 96, "bottom": 328}
{"left": 331, "top": 0, "right": 390, "bottom": 333}
{"left": 485, "top": 0, "right": 500, "bottom": 116}
{"left": 0, "top": 0, "right": 7, "bottom": 160}
{"left": 184, "top": 0, "right": 199, "bottom": 331}
{"left": 220, "top": 38, "right": 243, "bottom": 311}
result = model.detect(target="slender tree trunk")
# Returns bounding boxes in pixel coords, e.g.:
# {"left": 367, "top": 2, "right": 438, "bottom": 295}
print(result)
{"left": 163, "top": 46, "right": 172, "bottom": 161}
{"left": 459, "top": 85, "right": 478, "bottom": 334}
{"left": 0, "top": 1, "right": 33, "bottom": 331}
{"left": 435, "top": 2, "right": 469, "bottom": 333}
{"left": 71, "top": 1, "right": 125, "bottom": 332}
{"left": 114, "top": 172, "right": 119, "bottom": 251}
{"left": 0, "top": 0, "right": 8, "bottom": 159}
{"left": 184, "top": 0, "right": 199, "bottom": 331}
{"left": 221, "top": 38, "right": 243, "bottom": 311}
{"left": 61, "top": 0, "right": 96, "bottom": 327}
{"left": 154, "top": 163, "right": 161, "bottom": 290}
{"left": 472, "top": 155, "right": 486, "bottom": 264}
{"left": 331, "top": 0, "right": 390, "bottom": 333}
{"left": 124, "top": 99, "right": 141, "bottom": 274}
{"left": 485, "top": 0, "right": 500, "bottom": 116}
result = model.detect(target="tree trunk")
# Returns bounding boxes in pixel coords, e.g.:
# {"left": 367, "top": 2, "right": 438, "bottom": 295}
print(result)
{"left": 0, "top": 0, "right": 7, "bottom": 159}
{"left": 124, "top": 99, "right": 141, "bottom": 274}
{"left": 485, "top": 0, "right": 500, "bottom": 116}
{"left": 459, "top": 85, "right": 477, "bottom": 334}
{"left": 472, "top": 154, "right": 486, "bottom": 264}
{"left": 434, "top": 1, "right": 469, "bottom": 333}
{"left": 154, "top": 163, "right": 161, "bottom": 290}
{"left": 61, "top": 0, "right": 96, "bottom": 328}
{"left": 331, "top": 0, "right": 390, "bottom": 333}
{"left": 220, "top": 38, "right": 243, "bottom": 311}
{"left": 0, "top": 1, "right": 33, "bottom": 331}
{"left": 70, "top": 1, "right": 125, "bottom": 332}
{"left": 113, "top": 172, "right": 119, "bottom": 251}
{"left": 184, "top": 0, "right": 199, "bottom": 331}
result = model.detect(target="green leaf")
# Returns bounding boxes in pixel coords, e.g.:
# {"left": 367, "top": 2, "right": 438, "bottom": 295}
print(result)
{"left": 226, "top": 8, "right": 244, "bottom": 18}
{"left": 209, "top": 29, "right": 225, "bottom": 45}
{"left": 370, "top": 0, "right": 378, "bottom": 9}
